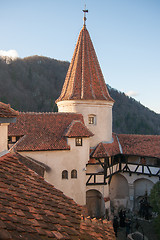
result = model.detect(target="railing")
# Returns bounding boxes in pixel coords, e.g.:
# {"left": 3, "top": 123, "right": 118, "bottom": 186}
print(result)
{"left": 122, "top": 163, "right": 160, "bottom": 177}
{"left": 86, "top": 162, "right": 160, "bottom": 185}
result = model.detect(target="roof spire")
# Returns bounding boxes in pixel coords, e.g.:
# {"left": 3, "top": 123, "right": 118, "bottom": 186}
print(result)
{"left": 83, "top": 5, "right": 88, "bottom": 27}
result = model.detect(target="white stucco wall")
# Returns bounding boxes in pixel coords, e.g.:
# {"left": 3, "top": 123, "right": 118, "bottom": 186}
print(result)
{"left": 57, "top": 100, "right": 113, "bottom": 147}
{"left": 108, "top": 172, "right": 159, "bottom": 211}
{"left": 19, "top": 137, "right": 90, "bottom": 205}
{"left": 128, "top": 156, "right": 158, "bottom": 166}
{"left": 0, "top": 123, "right": 9, "bottom": 152}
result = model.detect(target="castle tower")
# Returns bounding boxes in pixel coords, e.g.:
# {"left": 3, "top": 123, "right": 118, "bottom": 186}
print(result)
{"left": 56, "top": 12, "right": 114, "bottom": 147}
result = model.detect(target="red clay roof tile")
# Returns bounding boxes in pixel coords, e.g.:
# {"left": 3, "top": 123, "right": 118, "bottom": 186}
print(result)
{"left": 0, "top": 102, "right": 18, "bottom": 118}
{"left": 90, "top": 133, "right": 160, "bottom": 159}
{"left": 8, "top": 112, "right": 87, "bottom": 151}
{"left": 64, "top": 120, "right": 94, "bottom": 138}
{"left": 0, "top": 153, "right": 116, "bottom": 239}
{"left": 91, "top": 133, "right": 120, "bottom": 158}
{"left": 56, "top": 26, "right": 114, "bottom": 103}
{"left": 118, "top": 134, "right": 160, "bottom": 158}
{"left": 0, "top": 153, "right": 81, "bottom": 239}
{"left": 80, "top": 218, "right": 116, "bottom": 240}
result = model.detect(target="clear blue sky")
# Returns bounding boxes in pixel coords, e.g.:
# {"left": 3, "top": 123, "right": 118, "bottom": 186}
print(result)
{"left": 0, "top": 0, "right": 160, "bottom": 114}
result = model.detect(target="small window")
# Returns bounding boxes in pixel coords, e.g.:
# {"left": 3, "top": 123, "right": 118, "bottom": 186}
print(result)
{"left": 88, "top": 115, "right": 96, "bottom": 125}
{"left": 62, "top": 170, "right": 68, "bottom": 179}
{"left": 75, "top": 137, "right": 82, "bottom": 146}
{"left": 12, "top": 136, "right": 17, "bottom": 143}
{"left": 71, "top": 169, "right": 77, "bottom": 179}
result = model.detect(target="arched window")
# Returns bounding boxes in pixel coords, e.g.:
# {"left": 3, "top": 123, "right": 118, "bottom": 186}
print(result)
{"left": 71, "top": 169, "right": 77, "bottom": 179}
{"left": 62, "top": 170, "right": 68, "bottom": 179}
{"left": 88, "top": 114, "right": 96, "bottom": 125}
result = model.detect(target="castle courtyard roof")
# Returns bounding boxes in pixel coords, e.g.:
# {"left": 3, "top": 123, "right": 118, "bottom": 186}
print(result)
{"left": 0, "top": 152, "right": 116, "bottom": 239}
{"left": 0, "top": 102, "right": 18, "bottom": 119}
{"left": 8, "top": 112, "right": 93, "bottom": 151}
{"left": 0, "top": 153, "right": 81, "bottom": 239}
{"left": 64, "top": 120, "right": 94, "bottom": 138}
{"left": 118, "top": 134, "right": 160, "bottom": 159}
{"left": 91, "top": 133, "right": 160, "bottom": 159}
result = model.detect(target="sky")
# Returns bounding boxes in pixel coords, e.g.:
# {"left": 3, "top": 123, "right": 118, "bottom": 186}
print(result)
{"left": 0, "top": 0, "right": 160, "bottom": 114}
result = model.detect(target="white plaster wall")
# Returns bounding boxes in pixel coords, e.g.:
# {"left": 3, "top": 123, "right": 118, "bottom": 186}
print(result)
{"left": 57, "top": 100, "right": 113, "bottom": 147}
{"left": 134, "top": 178, "right": 154, "bottom": 198}
{"left": 109, "top": 174, "right": 129, "bottom": 200}
{"left": 121, "top": 172, "right": 159, "bottom": 185}
{"left": 128, "top": 156, "right": 158, "bottom": 166}
{"left": 0, "top": 123, "right": 9, "bottom": 152}
{"left": 109, "top": 173, "right": 159, "bottom": 211}
{"left": 86, "top": 164, "right": 103, "bottom": 174}
{"left": 19, "top": 137, "right": 90, "bottom": 205}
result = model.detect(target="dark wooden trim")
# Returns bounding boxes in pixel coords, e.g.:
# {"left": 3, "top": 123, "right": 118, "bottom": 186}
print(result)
{"left": 97, "top": 158, "right": 104, "bottom": 169}
{"left": 86, "top": 161, "right": 160, "bottom": 186}
{"left": 86, "top": 182, "right": 107, "bottom": 186}
{"left": 86, "top": 175, "right": 92, "bottom": 185}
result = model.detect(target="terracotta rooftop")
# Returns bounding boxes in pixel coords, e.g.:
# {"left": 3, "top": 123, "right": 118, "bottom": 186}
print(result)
{"left": 9, "top": 113, "right": 91, "bottom": 151}
{"left": 56, "top": 26, "right": 114, "bottom": 103}
{"left": 8, "top": 112, "right": 91, "bottom": 151}
{"left": 0, "top": 153, "right": 116, "bottom": 239}
{"left": 90, "top": 133, "right": 160, "bottom": 159}
{"left": 0, "top": 153, "right": 81, "bottom": 239}
{"left": 0, "top": 102, "right": 18, "bottom": 118}
{"left": 118, "top": 134, "right": 160, "bottom": 159}
{"left": 91, "top": 134, "right": 120, "bottom": 159}
{"left": 80, "top": 217, "right": 115, "bottom": 240}
{"left": 64, "top": 120, "right": 94, "bottom": 138}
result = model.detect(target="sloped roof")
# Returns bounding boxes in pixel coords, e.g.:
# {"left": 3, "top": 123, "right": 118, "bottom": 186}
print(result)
{"left": 0, "top": 153, "right": 81, "bottom": 239}
{"left": 118, "top": 134, "right": 160, "bottom": 159}
{"left": 0, "top": 153, "right": 116, "bottom": 239}
{"left": 80, "top": 217, "right": 115, "bottom": 240}
{"left": 90, "top": 133, "right": 160, "bottom": 159}
{"left": 8, "top": 112, "right": 90, "bottom": 151}
{"left": 0, "top": 102, "right": 18, "bottom": 118}
{"left": 64, "top": 120, "right": 94, "bottom": 138}
{"left": 56, "top": 26, "right": 114, "bottom": 102}
{"left": 91, "top": 134, "right": 120, "bottom": 158}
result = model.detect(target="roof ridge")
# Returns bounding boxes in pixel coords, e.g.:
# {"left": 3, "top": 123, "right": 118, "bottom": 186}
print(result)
{"left": 118, "top": 133, "right": 160, "bottom": 137}
{"left": 19, "top": 112, "right": 83, "bottom": 116}
{"left": 115, "top": 133, "right": 123, "bottom": 154}
{"left": 64, "top": 119, "right": 93, "bottom": 138}
{"left": 0, "top": 102, "right": 19, "bottom": 117}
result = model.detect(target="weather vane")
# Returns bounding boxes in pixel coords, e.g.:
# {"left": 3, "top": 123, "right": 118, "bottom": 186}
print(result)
{"left": 83, "top": 4, "right": 88, "bottom": 27}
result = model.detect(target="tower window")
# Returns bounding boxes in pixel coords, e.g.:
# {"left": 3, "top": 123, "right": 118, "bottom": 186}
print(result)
{"left": 88, "top": 115, "right": 96, "bottom": 125}
{"left": 12, "top": 136, "right": 17, "bottom": 143}
{"left": 62, "top": 170, "right": 68, "bottom": 179}
{"left": 71, "top": 169, "right": 77, "bottom": 179}
{"left": 75, "top": 137, "right": 82, "bottom": 146}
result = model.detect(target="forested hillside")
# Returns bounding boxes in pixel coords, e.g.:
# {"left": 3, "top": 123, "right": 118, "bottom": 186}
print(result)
{"left": 0, "top": 55, "right": 160, "bottom": 135}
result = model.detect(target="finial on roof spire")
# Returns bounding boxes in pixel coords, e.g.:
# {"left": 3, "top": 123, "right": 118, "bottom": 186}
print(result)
{"left": 83, "top": 5, "right": 88, "bottom": 27}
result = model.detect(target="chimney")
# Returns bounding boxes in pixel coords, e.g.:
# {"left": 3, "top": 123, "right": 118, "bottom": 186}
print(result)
{"left": 0, "top": 102, "right": 18, "bottom": 155}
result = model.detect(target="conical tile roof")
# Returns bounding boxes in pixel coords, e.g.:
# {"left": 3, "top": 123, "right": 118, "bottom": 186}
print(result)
{"left": 56, "top": 26, "right": 114, "bottom": 102}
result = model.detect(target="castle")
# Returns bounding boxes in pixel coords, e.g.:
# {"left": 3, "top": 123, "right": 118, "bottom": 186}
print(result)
{"left": 3, "top": 13, "right": 160, "bottom": 219}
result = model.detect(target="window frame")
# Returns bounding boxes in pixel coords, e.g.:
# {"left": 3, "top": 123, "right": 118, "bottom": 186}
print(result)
{"left": 71, "top": 169, "right": 77, "bottom": 179}
{"left": 75, "top": 137, "right": 82, "bottom": 146}
{"left": 88, "top": 114, "right": 96, "bottom": 125}
{"left": 62, "top": 170, "right": 68, "bottom": 179}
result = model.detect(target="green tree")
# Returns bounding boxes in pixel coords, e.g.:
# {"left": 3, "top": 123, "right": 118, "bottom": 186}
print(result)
{"left": 149, "top": 181, "right": 160, "bottom": 238}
